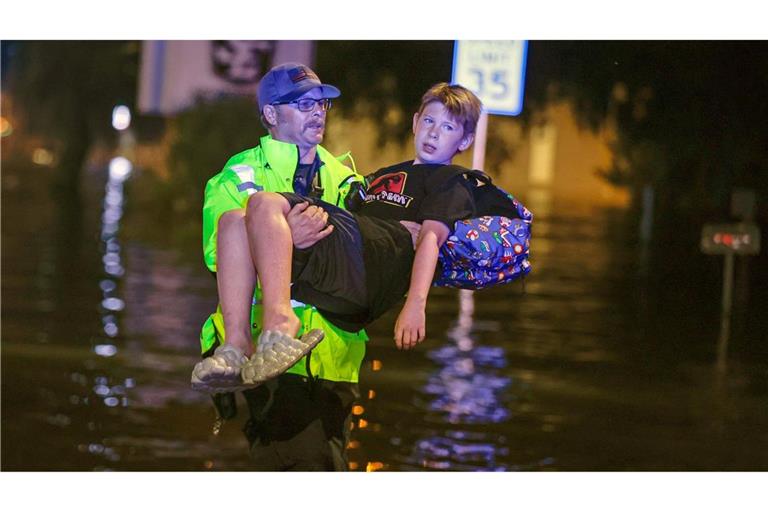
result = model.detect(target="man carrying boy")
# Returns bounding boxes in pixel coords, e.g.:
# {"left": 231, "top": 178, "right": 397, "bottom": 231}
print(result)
{"left": 195, "top": 83, "right": 517, "bottom": 392}
{"left": 199, "top": 62, "right": 367, "bottom": 470}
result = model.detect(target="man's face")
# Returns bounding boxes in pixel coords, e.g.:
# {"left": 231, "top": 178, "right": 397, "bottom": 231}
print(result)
{"left": 412, "top": 101, "right": 473, "bottom": 165}
{"left": 269, "top": 89, "right": 328, "bottom": 151}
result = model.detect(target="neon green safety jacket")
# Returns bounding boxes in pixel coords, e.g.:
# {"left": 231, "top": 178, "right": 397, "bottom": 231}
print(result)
{"left": 200, "top": 135, "right": 368, "bottom": 383}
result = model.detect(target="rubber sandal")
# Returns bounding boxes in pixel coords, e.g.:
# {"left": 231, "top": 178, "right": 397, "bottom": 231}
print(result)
{"left": 241, "top": 329, "right": 325, "bottom": 385}
{"left": 190, "top": 344, "right": 250, "bottom": 394}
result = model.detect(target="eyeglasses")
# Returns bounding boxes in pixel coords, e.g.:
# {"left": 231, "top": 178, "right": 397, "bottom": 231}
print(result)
{"left": 271, "top": 98, "right": 333, "bottom": 112}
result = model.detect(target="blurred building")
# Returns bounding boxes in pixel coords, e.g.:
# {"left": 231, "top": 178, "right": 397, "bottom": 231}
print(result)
{"left": 138, "top": 41, "right": 314, "bottom": 115}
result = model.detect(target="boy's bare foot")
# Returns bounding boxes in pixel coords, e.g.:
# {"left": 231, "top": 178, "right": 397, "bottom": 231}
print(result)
{"left": 262, "top": 308, "right": 301, "bottom": 338}
{"left": 225, "top": 336, "right": 254, "bottom": 357}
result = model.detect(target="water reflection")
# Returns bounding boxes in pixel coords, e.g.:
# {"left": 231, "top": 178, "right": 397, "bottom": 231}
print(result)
{"left": 79, "top": 131, "right": 135, "bottom": 466}
{"left": 97, "top": 157, "right": 131, "bottom": 349}
{"left": 409, "top": 290, "right": 514, "bottom": 471}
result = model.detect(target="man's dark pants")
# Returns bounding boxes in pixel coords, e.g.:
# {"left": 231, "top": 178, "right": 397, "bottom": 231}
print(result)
{"left": 242, "top": 375, "right": 359, "bottom": 471}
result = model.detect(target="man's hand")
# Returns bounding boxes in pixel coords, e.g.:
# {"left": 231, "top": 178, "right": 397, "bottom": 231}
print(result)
{"left": 286, "top": 202, "right": 334, "bottom": 249}
{"left": 394, "top": 298, "right": 426, "bottom": 350}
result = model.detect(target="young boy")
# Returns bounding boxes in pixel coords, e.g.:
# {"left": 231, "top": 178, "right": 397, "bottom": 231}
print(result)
{"left": 193, "top": 83, "right": 516, "bottom": 392}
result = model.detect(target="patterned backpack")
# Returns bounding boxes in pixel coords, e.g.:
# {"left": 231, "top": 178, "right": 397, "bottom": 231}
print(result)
{"left": 434, "top": 170, "right": 532, "bottom": 290}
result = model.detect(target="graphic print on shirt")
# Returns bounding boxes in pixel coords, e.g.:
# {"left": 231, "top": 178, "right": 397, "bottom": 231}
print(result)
{"left": 365, "top": 171, "right": 414, "bottom": 208}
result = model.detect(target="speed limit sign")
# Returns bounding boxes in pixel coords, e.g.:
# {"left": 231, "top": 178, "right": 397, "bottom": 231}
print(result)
{"left": 451, "top": 40, "right": 528, "bottom": 116}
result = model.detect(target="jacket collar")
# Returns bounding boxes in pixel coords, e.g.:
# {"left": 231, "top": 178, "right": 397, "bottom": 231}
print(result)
{"left": 260, "top": 134, "right": 299, "bottom": 170}
{"left": 261, "top": 134, "right": 332, "bottom": 170}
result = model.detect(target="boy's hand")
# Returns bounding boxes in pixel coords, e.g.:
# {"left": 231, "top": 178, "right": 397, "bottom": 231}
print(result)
{"left": 287, "top": 202, "right": 333, "bottom": 249}
{"left": 394, "top": 300, "right": 426, "bottom": 350}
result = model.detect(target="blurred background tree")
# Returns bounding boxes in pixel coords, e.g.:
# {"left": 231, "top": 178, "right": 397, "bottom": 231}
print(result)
{"left": 164, "top": 94, "right": 264, "bottom": 215}
{"left": 522, "top": 41, "right": 768, "bottom": 236}
{"left": 317, "top": 41, "right": 454, "bottom": 143}
{"left": 5, "top": 41, "right": 140, "bottom": 199}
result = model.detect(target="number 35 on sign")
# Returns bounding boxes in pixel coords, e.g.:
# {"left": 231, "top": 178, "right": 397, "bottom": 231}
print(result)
{"left": 452, "top": 40, "right": 528, "bottom": 116}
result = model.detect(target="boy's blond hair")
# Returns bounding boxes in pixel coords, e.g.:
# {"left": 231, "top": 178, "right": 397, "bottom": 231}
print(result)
{"left": 417, "top": 83, "right": 483, "bottom": 135}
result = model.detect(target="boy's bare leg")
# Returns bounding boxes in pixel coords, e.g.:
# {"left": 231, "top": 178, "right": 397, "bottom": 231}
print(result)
{"left": 245, "top": 192, "right": 301, "bottom": 338}
{"left": 192, "top": 193, "right": 327, "bottom": 393}
{"left": 216, "top": 209, "right": 257, "bottom": 356}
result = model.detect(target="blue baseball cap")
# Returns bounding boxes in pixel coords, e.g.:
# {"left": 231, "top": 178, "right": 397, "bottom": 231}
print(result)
{"left": 258, "top": 62, "right": 341, "bottom": 111}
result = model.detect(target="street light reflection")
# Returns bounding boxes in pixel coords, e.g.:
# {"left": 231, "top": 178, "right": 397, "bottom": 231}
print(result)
{"left": 80, "top": 114, "right": 138, "bottom": 469}
{"left": 366, "top": 461, "right": 385, "bottom": 472}
{"left": 94, "top": 344, "right": 118, "bottom": 357}
{"left": 32, "top": 148, "right": 54, "bottom": 166}
{"left": 0, "top": 116, "right": 12, "bottom": 137}
{"left": 111, "top": 105, "right": 131, "bottom": 131}
{"left": 109, "top": 156, "right": 132, "bottom": 182}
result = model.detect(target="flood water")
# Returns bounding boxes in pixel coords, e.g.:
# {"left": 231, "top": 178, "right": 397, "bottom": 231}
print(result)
{"left": 2, "top": 160, "right": 767, "bottom": 471}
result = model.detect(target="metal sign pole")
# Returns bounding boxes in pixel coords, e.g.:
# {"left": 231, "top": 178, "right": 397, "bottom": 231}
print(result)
{"left": 451, "top": 40, "right": 526, "bottom": 350}
{"left": 717, "top": 252, "right": 735, "bottom": 373}
{"left": 701, "top": 221, "right": 760, "bottom": 371}
{"left": 457, "top": 110, "right": 490, "bottom": 343}
{"left": 472, "top": 110, "right": 489, "bottom": 171}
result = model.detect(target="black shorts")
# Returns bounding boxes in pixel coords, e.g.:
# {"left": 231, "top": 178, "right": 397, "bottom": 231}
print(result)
{"left": 280, "top": 193, "right": 368, "bottom": 327}
{"left": 279, "top": 193, "right": 415, "bottom": 332}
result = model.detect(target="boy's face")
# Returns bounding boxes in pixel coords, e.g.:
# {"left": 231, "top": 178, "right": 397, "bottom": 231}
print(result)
{"left": 412, "top": 101, "right": 474, "bottom": 165}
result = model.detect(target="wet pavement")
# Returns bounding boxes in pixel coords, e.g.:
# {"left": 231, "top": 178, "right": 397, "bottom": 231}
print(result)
{"left": 2, "top": 161, "right": 767, "bottom": 471}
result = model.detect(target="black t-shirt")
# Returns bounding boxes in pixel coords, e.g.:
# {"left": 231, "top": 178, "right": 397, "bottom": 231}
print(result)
{"left": 352, "top": 161, "right": 478, "bottom": 324}
{"left": 357, "top": 161, "right": 476, "bottom": 228}
{"left": 293, "top": 154, "right": 322, "bottom": 198}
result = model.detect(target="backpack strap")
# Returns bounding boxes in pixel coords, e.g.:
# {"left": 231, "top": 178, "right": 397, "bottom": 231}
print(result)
{"left": 431, "top": 165, "right": 493, "bottom": 186}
